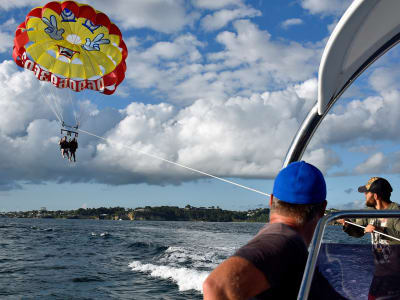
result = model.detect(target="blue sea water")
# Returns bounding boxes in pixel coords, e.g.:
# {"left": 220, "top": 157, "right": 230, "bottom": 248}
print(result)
{"left": 0, "top": 218, "right": 372, "bottom": 299}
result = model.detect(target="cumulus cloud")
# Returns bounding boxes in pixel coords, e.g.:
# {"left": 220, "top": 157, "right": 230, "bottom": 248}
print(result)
{"left": 368, "top": 66, "right": 400, "bottom": 92}
{"left": 281, "top": 18, "right": 304, "bottom": 29}
{"left": 88, "top": 84, "right": 315, "bottom": 184}
{"left": 300, "top": 62, "right": 400, "bottom": 176}
{"left": 200, "top": 7, "right": 261, "bottom": 31}
{"left": 209, "top": 20, "right": 319, "bottom": 84}
{"left": 192, "top": 0, "right": 244, "bottom": 10}
{"left": 336, "top": 199, "right": 365, "bottom": 210}
{"left": 300, "top": 0, "right": 352, "bottom": 16}
{"left": 0, "top": 0, "right": 39, "bottom": 10}
{"left": 0, "top": 31, "right": 13, "bottom": 54}
{"left": 86, "top": 0, "right": 195, "bottom": 33}
{"left": 355, "top": 152, "right": 387, "bottom": 174}
{"left": 125, "top": 19, "right": 320, "bottom": 107}
{"left": 5, "top": 0, "right": 395, "bottom": 193}
{"left": 0, "top": 58, "right": 319, "bottom": 189}
{"left": 311, "top": 89, "right": 400, "bottom": 148}
{"left": 303, "top": 148, "right": 341, "bottom": 174}
{"left": 0, "top": 18, "right": 16, "bottom": 54}
{"left": 1, "top": 0, "right": 196, "bottom": 34}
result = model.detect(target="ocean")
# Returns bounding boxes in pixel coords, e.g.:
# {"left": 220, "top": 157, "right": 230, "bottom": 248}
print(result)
{"left": 0, "top": 218, "right": 372, "bottom": 299}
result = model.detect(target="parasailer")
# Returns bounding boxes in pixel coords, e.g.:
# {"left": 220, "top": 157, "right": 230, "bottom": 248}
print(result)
{"left": 69, "top": 137, "right": 78, "bottom": 162}
{"left": 13, "top": 0, "right": 127, "bottom": 160}
{"left": 58, "top": 135, "right": 69, "bottom": 159}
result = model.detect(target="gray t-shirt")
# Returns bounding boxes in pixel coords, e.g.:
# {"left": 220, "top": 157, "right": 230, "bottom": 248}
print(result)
{"left": 234, "top": 223, "right": 345, "bottom": 299}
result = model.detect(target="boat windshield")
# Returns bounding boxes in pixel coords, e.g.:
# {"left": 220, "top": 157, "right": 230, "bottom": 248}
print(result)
{"left": 299, "top": 210, "right": 400, "bottom": 300}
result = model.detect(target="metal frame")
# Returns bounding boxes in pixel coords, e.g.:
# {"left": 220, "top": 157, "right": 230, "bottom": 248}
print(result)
{"left": 283, "top": 30, "right": 400, "bottom": 167}
{"left": 61, "top": 121, "right": 79, "bottom": 137}
{"left": 297, "top": 210, "right": 400, "bottom": 300}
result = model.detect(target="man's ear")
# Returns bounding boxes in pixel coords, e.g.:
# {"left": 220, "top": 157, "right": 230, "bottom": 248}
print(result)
{"left": 269, "top": 194, "right": 273, "bottom": 207}
{"left": 319, "top": 200, "right": 327, "bottom": 217}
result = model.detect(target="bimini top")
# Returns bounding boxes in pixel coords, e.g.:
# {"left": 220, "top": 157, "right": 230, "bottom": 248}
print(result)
{"left": 318, "top": 0, "right": 400, "bottom": 115}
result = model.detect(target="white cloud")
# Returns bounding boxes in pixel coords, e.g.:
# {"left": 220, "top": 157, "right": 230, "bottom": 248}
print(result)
{"left": 311, "top": 89, "right": 400, "bottom": 147}
{"left": 0, "top": 0, "right": 39, "bottom": 10}
{"left": 5, "top": 0, "right": 390, "bottom": 192}
{"left": 303, "top": 148, "right": 341, "bottom": 174}
{"left": 368, "top": 66, "right": 400, "bottom": 92}
{"left": 125, "top": 19, "right": 320, "bottom": 107}
{"left": 0, "top": 61, "right": 52, "bottom": 136}
{"left": 0, "top": 56, "right": 318, "bottom": 189}
{"left": 281, "top": 18, "right": 304, "bottom": 29}
{"left": 200, "top": 7, "right": 261, "bottom": 31}
{"left": 336, "top": 199, "right": 365, "bottom": 209}
{"left": 86, "top": 0, "right": 195, "bottom": 33}
{"left": 91, "top": 85, "right": 314, "bottom": 184}
{"left": 210, "top": 20, "right": 319, "bottom": 84}
{"left": 300, "top": 0, "right": 352, "bottom": 16}
{"left": 1, "top": 0, "right": 195, "bottom": 34}
{"left": 354, "top": 152, "right": 386, "bottom": 174}
{"left": 0, "top": 18, "right": 16, "bottom": 54}
{"left": 0, "top": 31, "right": 13, "bottom": 54}
{"left": 348, "top": 145, "right": 379, "bottom": 154}
{"left": 192, "top": 0, "right": 244, "bottom": 10}
{"left": 294, "top": 78, "right": 317, "bottom": 100}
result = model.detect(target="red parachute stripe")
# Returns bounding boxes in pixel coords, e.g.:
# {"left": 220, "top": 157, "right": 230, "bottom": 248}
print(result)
{"left": 25, "top": 7, "right": 42, "bottom": 23}
{"left": 95, "top": 12, "right": 111, "bottom": 29}
{"left": 14, "top": 26, "right": 29, "bottom": 50}
{"left": 120, "top": 39, "right": 128, "bottom": 60}
{"left": 77, "top": 5, "right": 96, "bottom": 22}
{"left": 42, "top": 2, "right": 62, "bottom": 15}
{"left": 109, "top": 23, "right": 122, "bottom": 37}
{"left": 61, "top": 1, "right": 79, "bottom": 16}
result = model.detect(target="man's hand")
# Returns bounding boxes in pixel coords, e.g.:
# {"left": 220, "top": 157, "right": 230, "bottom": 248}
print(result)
{"left": 364, "top": 224, "right": 375, "bottom": 233}
{"left": 336, "top": 219, "right": 346, "bottom": 225}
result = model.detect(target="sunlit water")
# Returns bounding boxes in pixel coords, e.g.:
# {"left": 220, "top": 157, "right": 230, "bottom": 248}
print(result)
{"left": 0, "top": 218, "right": 372, "bottom": 299}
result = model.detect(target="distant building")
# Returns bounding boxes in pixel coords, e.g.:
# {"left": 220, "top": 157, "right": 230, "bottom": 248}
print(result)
{"left": 40, "top": 207, "right": 47, "bottom": 212}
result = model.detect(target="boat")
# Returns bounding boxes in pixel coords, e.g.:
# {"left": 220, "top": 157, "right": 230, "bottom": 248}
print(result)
{"left": 286, "top": 1, "right": 400, "bottom": 299}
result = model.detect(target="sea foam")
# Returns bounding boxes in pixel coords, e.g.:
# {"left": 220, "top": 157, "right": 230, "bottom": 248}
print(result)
{"left": 128, "top": 260, "right": 209, "bottom": 292}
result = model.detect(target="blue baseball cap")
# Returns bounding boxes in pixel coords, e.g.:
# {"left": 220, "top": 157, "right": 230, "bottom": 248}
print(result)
{"left": 273, "top": 161, "right": 326, "bottom": 204}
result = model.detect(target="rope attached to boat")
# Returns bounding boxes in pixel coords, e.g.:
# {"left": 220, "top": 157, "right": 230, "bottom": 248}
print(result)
{"left": 345, "top": 220, "right": 400, "bottom": 242}
{"left": 78, "top": 128, "right": 271, "bottom": 197}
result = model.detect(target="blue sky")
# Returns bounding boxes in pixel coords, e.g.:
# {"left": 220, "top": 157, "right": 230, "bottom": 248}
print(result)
{"left": 2, "top": 0, "right": 400, "bottom": 212}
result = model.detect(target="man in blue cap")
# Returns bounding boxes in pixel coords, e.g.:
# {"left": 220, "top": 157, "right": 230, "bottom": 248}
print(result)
{"left": 203, "top": 161, "right": 345, "bottom": 299}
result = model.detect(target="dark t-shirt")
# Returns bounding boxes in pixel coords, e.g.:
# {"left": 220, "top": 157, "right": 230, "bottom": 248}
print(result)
{"left": 69, "top": 141, "right": 78, "bottom": 152}
{"left": 60, "top": 140, "right": 69, "bottom": 149}
{"left": 234, "top": 223, "right": 346, "bottom": 299}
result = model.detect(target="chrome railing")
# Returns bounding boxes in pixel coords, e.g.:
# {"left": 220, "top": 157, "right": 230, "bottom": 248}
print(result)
{"left": 297, "top": 210, "right": 400, "bottom": 300}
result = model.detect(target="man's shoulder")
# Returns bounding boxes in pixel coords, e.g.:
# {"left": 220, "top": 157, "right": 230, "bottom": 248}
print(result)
{"left": 256, "top": 223, "right": 299, "bottom": 238}
{"left": 388, "top": 202, "right": 400, "bottom": 210}
{"left": 245, "top": 223, "right": 306, "bottom": 251}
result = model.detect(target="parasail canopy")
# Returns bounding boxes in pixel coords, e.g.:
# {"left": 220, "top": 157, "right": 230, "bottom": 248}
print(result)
{"left": 13, "top": 0, "right": 128, "bottom": 95}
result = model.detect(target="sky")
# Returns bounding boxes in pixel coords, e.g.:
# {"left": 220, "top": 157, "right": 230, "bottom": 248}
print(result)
{"left": 1, "top": 0, "right": 400, "bottom": 212}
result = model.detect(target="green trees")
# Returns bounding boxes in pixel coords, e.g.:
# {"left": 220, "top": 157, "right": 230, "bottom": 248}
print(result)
{"left": 7, "top": 206, "right": 270, "bottom": 222}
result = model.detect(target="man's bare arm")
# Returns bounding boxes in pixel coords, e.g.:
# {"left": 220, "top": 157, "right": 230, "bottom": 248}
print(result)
{"left": 203, "top": 256, "right": 270, "bottom": 300}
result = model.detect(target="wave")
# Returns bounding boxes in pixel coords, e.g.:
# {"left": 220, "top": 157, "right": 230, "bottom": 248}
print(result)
{"left": 128, "top": 260, "right": 209, "bottom": 292}
{"left": 159, "top": 246, "right": 225, "bottom": 270}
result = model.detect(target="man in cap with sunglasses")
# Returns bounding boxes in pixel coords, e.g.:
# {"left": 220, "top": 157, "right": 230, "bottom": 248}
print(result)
{"left": 203, "top": 161, "right": 346, "bottom": 299}
{"left": 339, "top": 177, "right": 400, "bottom": 300}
